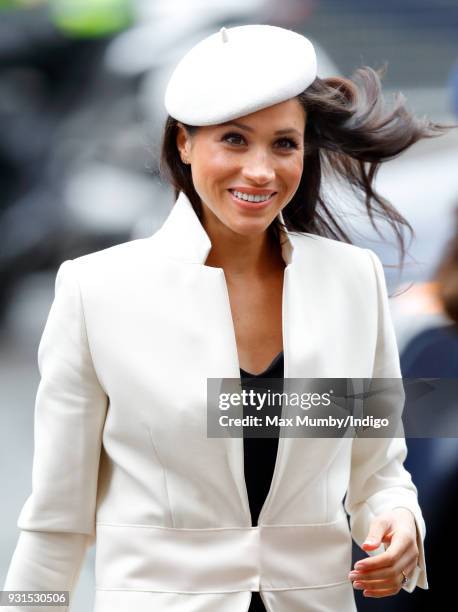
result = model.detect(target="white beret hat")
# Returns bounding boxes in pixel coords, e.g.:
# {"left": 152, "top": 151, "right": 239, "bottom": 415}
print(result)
{"left": 164, "top": 24, "right": 317, "bottom": 126}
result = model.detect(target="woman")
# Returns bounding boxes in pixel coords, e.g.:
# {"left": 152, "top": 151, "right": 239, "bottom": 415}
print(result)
{"left": 3, "top": 24, "right": 451, "bottom": 612}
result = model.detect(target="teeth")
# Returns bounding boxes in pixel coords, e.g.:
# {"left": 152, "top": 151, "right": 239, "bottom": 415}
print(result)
{"left": 231, "top": 190, "right": 274, "bottom": 203}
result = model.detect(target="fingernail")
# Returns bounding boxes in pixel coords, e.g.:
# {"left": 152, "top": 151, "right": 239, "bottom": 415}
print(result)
{"left": 353, "top": 582, "right": 364, "bottom": 590}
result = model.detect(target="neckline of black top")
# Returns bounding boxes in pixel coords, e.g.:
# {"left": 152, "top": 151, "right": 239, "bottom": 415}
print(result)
{"left": 240, "top": 350, "right": 284, "bottom": 378}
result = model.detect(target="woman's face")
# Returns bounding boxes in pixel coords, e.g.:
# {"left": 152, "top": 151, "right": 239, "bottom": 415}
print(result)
{"left": 176, "top": 98, "right": 306, "bottom": 237}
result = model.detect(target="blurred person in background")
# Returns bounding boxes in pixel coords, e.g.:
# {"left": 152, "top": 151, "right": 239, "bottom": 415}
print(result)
{"left": 357, "top": 205, "right": 458, "bottom": 612}
{"left": 402, "top": 204, "right": 458, "bottom": 377}
{"left": 394, "top": 205, "right": 458, "bottom": 611}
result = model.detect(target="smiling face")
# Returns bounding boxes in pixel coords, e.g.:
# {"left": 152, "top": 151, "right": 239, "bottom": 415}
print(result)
{"left": 176, "top": 98, "right": 306, "bottom": 237}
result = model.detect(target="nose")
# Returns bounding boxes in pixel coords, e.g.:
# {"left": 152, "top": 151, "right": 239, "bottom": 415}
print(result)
{"left": 241, "top": 150, "right": 275, "bottom": 185}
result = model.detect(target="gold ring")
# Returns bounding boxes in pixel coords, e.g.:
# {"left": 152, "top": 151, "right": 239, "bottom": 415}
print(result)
{"left": 401, "top": 569, "right": 409, "bottom": 585}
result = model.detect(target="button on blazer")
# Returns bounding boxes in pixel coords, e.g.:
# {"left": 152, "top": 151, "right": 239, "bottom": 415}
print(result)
{"left": 3, "top": 191, "right": 428, "bottom": 611}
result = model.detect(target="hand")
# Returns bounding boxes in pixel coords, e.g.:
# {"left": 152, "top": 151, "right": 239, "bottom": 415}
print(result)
{"left": 348, "top": 507, "right": 419, "bottom": 598}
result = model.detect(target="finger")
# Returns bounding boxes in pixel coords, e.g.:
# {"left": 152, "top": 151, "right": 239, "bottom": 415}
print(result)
{"left": 351, "top": 556, "right": 413, "bottom": 583}
{"left": 361, "top": 517, "right": 391, "bottom": 551}
{"left": 354, "top": 560, "right": 419, "bottom": 596}
{"left": 354, "top": 533, "right": 410, "bottom": 573}
{"left": 350, "top": 548, "right": 417, "bottom": 582}
{"left": 352, "top": 577, "right": 396, "bottom": 591}
{"left": 363, "top": 586, "right": 401, "bottom": 598}
{"left": 351, "top": 568, "right": 403, "bottom": 585}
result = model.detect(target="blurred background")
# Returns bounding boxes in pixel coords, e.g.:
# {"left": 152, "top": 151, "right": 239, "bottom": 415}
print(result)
{"left": 0, "top": 1, "right": 457, "bottom": 610}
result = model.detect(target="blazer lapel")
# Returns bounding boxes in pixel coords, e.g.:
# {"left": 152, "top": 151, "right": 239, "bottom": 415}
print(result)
{"left": 151, "top": 191, "right": 304, "bottom": 525}
{"left": 154, "top": 190, "right": 294, "bottom": 267}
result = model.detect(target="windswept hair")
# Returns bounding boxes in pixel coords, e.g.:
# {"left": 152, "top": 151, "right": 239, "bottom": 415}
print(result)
{"left": 160, "top": 65, "right": 456, "bottom": 269}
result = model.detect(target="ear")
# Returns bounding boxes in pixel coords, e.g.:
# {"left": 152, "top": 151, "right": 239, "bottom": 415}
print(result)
{"left": 176, "top": 122, "right": 191, "bottom": 163}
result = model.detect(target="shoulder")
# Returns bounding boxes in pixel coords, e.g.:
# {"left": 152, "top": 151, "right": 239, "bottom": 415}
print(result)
{"left": 401, "top": 324, "right": 458, "bottom": 376}
{"left": 404, "top": 324, "right": 458, "bottom": 354}
{"left": 291, "top": 232, "right": 377, "bottom": 279}
{"left": 68, "top": 236, "right": 155, "bottom": 278}
{"left": 292, "top": 231, "right": 370, "bottom": 258}
{"left": 51, "top": 236, "right": 162, "bottom": 303}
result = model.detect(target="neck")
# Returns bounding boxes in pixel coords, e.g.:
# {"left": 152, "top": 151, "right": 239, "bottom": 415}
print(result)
{"left": 202, "top": 209, "right": 284, "bottom": 277}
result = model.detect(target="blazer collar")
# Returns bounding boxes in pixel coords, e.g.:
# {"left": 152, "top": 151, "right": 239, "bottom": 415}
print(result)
{"left": 154, "top": 191, "right": 296, "bottom": 266}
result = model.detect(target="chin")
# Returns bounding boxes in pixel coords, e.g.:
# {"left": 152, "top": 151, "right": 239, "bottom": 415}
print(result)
{"left": 227, "top": 215, "right": 272, "bottom": 237}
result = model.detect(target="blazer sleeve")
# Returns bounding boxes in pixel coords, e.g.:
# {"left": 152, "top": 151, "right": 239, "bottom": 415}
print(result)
{"left": 343, "top": 248, "right": 428, "bottom": 592}
{"left": 2, "top": 259, "right": 109, "bottom": 611}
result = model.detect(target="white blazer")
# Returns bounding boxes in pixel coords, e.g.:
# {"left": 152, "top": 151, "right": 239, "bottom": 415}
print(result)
{"left": 3, "top": 191, "right": 428, "bottom": 612}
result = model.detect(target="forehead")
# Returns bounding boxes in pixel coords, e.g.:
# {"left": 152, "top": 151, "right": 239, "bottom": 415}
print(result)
{"left": 204, "top": 99, "right": 306, "bottom": 135}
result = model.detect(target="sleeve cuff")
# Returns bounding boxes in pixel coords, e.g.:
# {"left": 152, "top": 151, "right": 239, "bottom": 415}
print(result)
{"left": 2, "top": 530, "right": 91, "bottom": 611}
{"left": 390, "top": 505, "right": 428, "bottom": 592}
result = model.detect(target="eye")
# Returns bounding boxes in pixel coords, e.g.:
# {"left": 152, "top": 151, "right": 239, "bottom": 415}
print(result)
{"left": 221, "top": 132, "right": 299, "bottom": 150}
{"left": 222, "top": 132, "right": 245, "bottom": 145}
{"left": 276, "top": 138, "right": 299, "bottom": 150}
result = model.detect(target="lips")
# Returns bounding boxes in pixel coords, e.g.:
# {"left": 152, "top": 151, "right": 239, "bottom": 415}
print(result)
{"left": 228, "top": 189, "right": 276, "bottom": 209}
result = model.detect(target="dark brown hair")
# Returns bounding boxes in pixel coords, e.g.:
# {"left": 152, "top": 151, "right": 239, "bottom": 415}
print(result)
{"left": 435, "top": 205, "right": 458, "bottom": 324}
{"left": 159, "top": 65, "right": 456, "bottom": 269}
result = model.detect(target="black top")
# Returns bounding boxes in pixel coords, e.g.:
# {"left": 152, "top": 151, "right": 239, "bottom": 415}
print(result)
{"left": 240, "top": 350, "right": 284, "bottom": 612}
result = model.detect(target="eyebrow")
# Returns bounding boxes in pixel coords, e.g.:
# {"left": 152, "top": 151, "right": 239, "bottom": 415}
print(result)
{"left": 219, "top": 120, "right": 303, "bottom": 138}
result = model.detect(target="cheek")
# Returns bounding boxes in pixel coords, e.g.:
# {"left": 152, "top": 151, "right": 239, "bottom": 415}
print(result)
{"left": 195, "top": 144, "right": 233, "bottom": 173}
{"left": 282, "top": 156, "right": 304, "bottom": 188}
{"left": 193, "top": 154, "right": 234, "bottom": 191}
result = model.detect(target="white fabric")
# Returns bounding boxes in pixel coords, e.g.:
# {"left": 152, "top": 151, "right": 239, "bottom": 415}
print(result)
{"left": 164, "top": 24, "right": 317, "bottom": 125}
{"left": 3, "top": 191, "right": 428, "bottom": 611}
{"left": 94, "top": 514, "right": 351, "bottom": 592}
